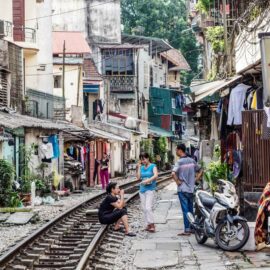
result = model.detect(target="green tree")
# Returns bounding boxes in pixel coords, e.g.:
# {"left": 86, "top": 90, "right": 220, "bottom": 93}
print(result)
{"left": 121, "top": 0, "right": 201, "bottom": 85}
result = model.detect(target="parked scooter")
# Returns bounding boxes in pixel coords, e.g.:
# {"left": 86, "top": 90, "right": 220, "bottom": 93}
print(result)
{"left": 187, "top": 179, "right": 250, "bottom": 251}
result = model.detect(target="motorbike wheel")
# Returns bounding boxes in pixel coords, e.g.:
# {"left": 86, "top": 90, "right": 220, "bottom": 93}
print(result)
{"left": 195, "top": 229, "right": 208, "bottom": 244}
{"left": 215, "top": 219, "right": 249, "bottom": 251}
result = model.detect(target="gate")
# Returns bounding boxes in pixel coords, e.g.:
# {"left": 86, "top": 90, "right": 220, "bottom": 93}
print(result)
{"left": 242, "top": 110, "right": 270, "bottom": 191}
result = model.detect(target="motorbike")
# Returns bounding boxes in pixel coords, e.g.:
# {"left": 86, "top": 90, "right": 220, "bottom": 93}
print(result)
{"left": 187, "top": 179, "right": 250, "bottom": 251}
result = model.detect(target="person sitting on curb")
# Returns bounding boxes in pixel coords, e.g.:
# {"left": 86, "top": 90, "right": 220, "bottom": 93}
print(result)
{"left": 98, "top": 182, "right": 136, "bottom": 237}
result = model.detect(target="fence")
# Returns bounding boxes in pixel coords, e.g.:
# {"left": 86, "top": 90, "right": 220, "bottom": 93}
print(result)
{"left": 242, "top": 110, "right": 270, "bottom": 191}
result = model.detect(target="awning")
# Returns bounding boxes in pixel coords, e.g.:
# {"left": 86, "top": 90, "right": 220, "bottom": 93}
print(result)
{"left": 191, "top": 76, "right": 242, "bottom": 103}
{"left": 89, "top": 127, "right": 128, "bottom": 142}
{"left": 149, "top": 125, "right": 173, "bottom": 138}
{"left": 83, "top": 84, "right": 100, "bottom": 94}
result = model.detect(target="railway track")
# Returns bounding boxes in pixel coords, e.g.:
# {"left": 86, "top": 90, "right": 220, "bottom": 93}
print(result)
{"left": 0, "top": 172, "right": 171, "bottom": 270}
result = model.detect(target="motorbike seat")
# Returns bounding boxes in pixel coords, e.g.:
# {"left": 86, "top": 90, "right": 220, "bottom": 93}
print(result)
{"left": 198, "top": 192, "right": 217, "bottom": 210}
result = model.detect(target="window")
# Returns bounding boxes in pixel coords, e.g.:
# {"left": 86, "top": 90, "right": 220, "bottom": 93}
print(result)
{"left": 102, "top": 49, "right": 134, "bottom": 75}
{"left": 54, "top": 75, "right": 62, "bottom": 88}
{"left": 171, "top": 98, "right": 176, "bottom": 109}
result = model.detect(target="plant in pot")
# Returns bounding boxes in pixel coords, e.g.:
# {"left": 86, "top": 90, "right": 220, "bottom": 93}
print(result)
{"left": 204, "top": 160, "right": 231, "bottom": 193}
{"left": 0, "top": 159, "right": 15, "bottom": 207}
{"left": 35, "top": 179, "right": 46, "bottom": 197}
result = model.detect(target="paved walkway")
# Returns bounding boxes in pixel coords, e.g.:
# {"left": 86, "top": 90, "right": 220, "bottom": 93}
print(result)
{"left": 130, "top": 183, "right": 270, "bottom": 270}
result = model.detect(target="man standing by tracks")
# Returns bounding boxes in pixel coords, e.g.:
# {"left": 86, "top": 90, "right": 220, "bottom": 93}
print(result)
{"left": 172, "top": 144, "right": 202, "bottom": 236}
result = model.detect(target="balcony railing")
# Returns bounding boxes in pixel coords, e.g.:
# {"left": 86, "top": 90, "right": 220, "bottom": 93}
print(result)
{"left": 0, "top": 20, "right": 13, "bottom": 38}
{"left": 106, "top": 75, "right": 136, "bottom": 93}
{"left": 13, "top": 26, "right": 36, "bottom": 43}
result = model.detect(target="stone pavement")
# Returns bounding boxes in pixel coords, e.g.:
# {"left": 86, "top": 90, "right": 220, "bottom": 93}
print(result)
{"left": 130, "top": 183, "right": 270, "bottom": 270}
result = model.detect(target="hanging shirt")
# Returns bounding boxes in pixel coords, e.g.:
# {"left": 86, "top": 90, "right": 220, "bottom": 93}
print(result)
{"left": 39, "top": 142, "right": 54, "bottom": 159}
{"left": 227, "top": 83, "right": 251, "bottom": 125}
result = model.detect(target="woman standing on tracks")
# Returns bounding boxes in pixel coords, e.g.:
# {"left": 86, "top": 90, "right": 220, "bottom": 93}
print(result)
{"left": 100, "top": 153, "right": 110, "bottom": 190}
{"left": 98, "top": 182, "right": 136, "bottom": 237}
{"left": 137, "top": 153, "right": 158, "bottom": 233}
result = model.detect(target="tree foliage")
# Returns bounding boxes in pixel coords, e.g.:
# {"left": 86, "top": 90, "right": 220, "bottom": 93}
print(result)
{"left": 121, "top": 0, "right": 201, "bottom": 85}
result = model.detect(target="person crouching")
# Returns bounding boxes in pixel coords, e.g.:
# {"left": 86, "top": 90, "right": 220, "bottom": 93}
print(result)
{"left": 98, "top": 182, "right": 136, "bottom": 237}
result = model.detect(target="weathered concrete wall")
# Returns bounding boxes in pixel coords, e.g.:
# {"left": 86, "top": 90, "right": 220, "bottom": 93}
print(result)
{"left": 87, "top": 0, "right": 121, "bottom": 44}
{"left": 35, "top": 0, "right": 54, "bottom": 94}
{"left": 152, "top": 55, "right": 166, "bottom": 88}
{"left": 53, "top": 64, "right": 83, "bottom": 121}
{"left": 51, "top": 0, "right": 87, "bottom": 35}
{"left": 24, "top": 0, "right": 54, "bottom": 95}
{"left": 0, "top": 1, "right": 12, "bottom": 23}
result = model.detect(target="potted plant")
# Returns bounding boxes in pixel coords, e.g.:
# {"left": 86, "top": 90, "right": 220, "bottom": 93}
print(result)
{"left": 35, "top": 179, "right": 46, "bottom": 197}
{"left": 204, "top": 160, "right": 231, "bottom": 193}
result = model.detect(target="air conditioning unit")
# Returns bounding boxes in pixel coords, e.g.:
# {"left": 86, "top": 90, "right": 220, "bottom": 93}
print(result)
{"left": 0, "top": 20, "right": 6, "bottom": 39}
{"left": 124, "top": 117, "right": 137, "bottom": 130}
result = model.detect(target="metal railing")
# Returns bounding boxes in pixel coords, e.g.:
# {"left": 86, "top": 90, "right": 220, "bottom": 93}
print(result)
{"left": 106, "top": 75, "right": 136, "bottom": 93}
{"left": 13, "top": 26, "right": 36, "bottom": 43}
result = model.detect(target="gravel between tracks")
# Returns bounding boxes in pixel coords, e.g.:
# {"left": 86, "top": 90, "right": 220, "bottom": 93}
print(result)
{"left": 0, "top": 176, "right": 135, "bottom": 256}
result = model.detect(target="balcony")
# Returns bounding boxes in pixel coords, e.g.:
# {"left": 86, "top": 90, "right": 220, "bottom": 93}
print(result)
{"left": 107, "top": 75, "right": 136, "bottom": 93}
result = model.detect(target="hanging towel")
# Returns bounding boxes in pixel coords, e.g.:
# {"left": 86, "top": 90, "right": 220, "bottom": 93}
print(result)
{"left": 210, "top": 112, "right": 218, "bottom": 140}
{"left": 251, "top": 92, "right": 257, "bottom": 110}
{"left": 49, "top": 135, "right": 60, "bottom": 159}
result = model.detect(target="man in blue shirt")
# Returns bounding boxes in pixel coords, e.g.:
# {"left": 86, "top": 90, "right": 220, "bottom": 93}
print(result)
{"left": 172, "top": 144, "right": 202, "bottom": 235}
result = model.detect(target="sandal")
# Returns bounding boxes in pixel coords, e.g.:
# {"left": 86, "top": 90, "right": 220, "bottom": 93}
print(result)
{"left": 177, "top": 232, "right": 191, "bottom": 236}
{"left": 125, "top": 232, "right": 136, "bottom": 237}
{"left": 148, "top": 224, "right": 156, "bottom": 233}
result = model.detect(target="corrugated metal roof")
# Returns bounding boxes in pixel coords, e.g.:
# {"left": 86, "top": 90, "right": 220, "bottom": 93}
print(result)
{"left": 161, "top": 49, "right": 191, "bottom": 71}
{"left": 99, "top": 43, "right": 144, "bottom": 49}
{"left": 191, "top": 76, "right": 242, "bottom": 103}
{"left": 52, "top": 31, "right": 91, "bottom": 54}
{"left": 90, "top": 127, "right": 128, "bottom": 142}
{"left": 0, "top": 111, "right": 81, "bottom": 131}
{"left": 121, "top": 34, "right": 172, "bottom": 54}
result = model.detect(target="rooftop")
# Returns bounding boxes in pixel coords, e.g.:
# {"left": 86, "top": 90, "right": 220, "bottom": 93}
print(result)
{"left": 52, "top": 31, "right": 91, "bottom": 54}
{"left": 121, "top": 34, "right": 172, "bottom": 54}
{"left": 160, "top": 49, "right": 191, "bottom": 71}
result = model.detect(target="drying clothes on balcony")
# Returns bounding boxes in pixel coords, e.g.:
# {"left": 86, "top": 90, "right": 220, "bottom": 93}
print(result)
{"left": 227, "top": 83, "right": 251, "bottom": 125}
{"left": 175, "top": 93, "right": 185, "bottom": 108}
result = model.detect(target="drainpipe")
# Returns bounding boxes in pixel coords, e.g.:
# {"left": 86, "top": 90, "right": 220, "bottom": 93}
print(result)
{"left": 136, "top": 49, "right": 140, "bottom": 119}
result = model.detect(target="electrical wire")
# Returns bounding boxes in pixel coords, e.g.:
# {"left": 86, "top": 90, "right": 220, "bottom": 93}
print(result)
{"left": 25, "top": 0, "right": 115, "bottom": 22}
